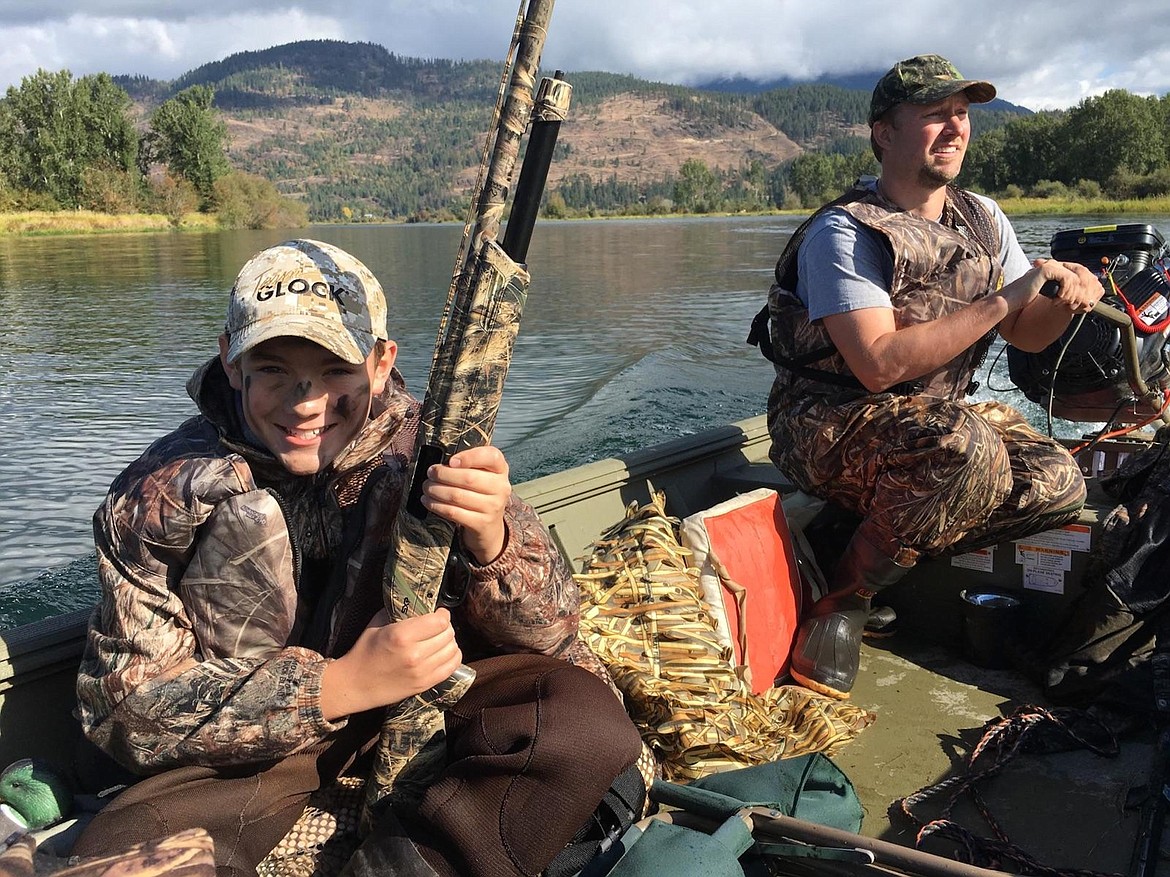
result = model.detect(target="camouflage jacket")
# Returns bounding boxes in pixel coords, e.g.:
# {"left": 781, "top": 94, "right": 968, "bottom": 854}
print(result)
{"left": 77, "top": 357, "right": 584, "bottom": 775}
{"left": 767, "top": 185, "right": 1003, "bottom": 414}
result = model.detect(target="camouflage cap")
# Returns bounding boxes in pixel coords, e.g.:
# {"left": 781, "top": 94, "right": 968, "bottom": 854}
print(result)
{"left": 223, "top": 239, "right": 388, "bottom": 365}
{"left": 868, "top": 54, "right": 996, "bottom": 125}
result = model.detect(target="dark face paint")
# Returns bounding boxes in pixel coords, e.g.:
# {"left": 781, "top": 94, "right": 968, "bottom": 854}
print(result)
{"left": 334, "top": 383, "right": 370, "bottom": 420}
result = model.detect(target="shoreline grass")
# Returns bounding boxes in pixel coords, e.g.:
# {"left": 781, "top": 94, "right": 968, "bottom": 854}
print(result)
{"left": 0, "top": 210, "right": 219, "bottom": 236}
{"left": 994, "top": 195, "right": 1170, "bottom": 216}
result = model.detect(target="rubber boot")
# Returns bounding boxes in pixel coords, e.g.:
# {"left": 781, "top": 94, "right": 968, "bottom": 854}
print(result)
{"left": 790, "top": 531, "right": 911, "bottom": 699}
{"left": 864, "top": 605, "right": 898, "bottom": 638}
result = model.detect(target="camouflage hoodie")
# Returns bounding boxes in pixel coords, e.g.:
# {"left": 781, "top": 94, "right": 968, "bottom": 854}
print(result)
{"left": 77, "top": 357, "right": 586, "bottom": 775}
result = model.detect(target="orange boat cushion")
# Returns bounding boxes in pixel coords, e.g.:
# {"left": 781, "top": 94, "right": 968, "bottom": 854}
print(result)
{"left": 681, "top": 488, "right": 803, "bottom": 694}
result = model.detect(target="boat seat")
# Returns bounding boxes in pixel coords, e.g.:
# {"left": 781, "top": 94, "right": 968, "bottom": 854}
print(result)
{"left": 710, "top": 461, "right": 794, "bottom": 495}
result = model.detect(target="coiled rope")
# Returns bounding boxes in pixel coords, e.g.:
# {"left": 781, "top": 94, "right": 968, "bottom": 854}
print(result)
{"left": 893, "top": 704, "right": 1122, "bottom": 877}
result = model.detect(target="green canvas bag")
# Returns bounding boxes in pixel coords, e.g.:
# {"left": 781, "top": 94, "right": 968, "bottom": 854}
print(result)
{"left": 685, "top": 752, "right": 862, "bottom": 832}
{"left": 578, "top": 754, "right": 865, "bottom": 877}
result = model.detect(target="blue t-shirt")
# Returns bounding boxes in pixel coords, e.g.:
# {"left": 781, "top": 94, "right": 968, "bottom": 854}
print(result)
{"left": 795, "top": 184, "right": 1030, "bottom": 322}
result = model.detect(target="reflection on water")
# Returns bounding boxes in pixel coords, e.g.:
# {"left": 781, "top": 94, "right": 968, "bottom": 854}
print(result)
{"left": 0, "top": 217, "right": 790, "bottom": 623}
{"left": 2, "top": 213, "right": 1168, "bottom": 626}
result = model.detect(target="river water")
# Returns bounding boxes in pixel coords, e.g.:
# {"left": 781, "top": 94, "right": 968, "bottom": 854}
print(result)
{"left": 2, "top": 213, "right": 1167, "bottom": 627}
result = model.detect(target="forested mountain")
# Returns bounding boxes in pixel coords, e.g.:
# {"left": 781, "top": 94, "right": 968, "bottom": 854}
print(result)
{"left": 100, "top": 40, "right": 1026, "bottom": 222}
{"left": 168, "top": 41, "right": 501, "bottom": 107}
{"left": 10, "top": 39, "right": 1168, "bottom": 226}
{"left": 13, "top": 39, "right": 1168, "bottom": 226}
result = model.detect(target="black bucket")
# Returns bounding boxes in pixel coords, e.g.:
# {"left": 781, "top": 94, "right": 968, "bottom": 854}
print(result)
{"left": 959, "top": 589, "right": 1022, "bottom": 669}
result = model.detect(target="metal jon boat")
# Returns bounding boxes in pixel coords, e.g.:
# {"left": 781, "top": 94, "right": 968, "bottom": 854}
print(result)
{"left": 0, "top": 409, "right": 1156, "bottom": 874}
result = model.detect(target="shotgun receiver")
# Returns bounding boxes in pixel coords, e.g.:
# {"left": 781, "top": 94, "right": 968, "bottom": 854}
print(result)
{"left": 362, "top": 0, "right": 570, "bottom": 826}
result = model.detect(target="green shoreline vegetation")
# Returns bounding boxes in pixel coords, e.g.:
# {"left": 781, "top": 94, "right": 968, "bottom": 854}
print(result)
{"left": 993, "top": 195, "right": 1170, "bottom": 216}
{"left": 0, "top": 72, "right": 306, "bottom": 234}
{"left": 2, "top": 61, "right": 1169, "bottom": 235}
{"left": 0, "top": 210, "right": 220, "bottom": 236}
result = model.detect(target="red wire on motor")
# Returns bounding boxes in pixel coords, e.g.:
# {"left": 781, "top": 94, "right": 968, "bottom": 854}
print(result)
{"left": 1069, "top": 387, "right": 1170, "bottom": 455}
{"left": 1106, "top": 261, "right": 1170, "bottom": 335}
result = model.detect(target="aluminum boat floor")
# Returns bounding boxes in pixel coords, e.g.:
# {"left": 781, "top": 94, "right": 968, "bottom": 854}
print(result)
{"left": 830, "top": 636, "right": 1149, "bottom": 874}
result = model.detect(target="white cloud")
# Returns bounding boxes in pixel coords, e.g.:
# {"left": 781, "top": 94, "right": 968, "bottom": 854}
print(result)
{"left": 0, "top": 9, "right": 344, "bottom": 87}
{"left": 0, "top": 0, "right": 1167, "bottom": 110}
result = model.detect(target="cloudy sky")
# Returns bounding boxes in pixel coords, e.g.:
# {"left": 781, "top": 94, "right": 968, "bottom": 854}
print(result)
{"left": 1, "top": 0, "right": 1169, "bottom": 111}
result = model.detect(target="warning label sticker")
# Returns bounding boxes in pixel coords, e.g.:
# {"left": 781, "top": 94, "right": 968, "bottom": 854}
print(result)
{"left": 1013, "top": 524, "right": 1091, "bottom": 554}
{"left": 1023, "top": 568, "right": 1065, "bottom": 594}
{"left": 1015, "top": 543, "right": 1072, "bottom": 572}
{"left": 951, "top": 547, "right": 995, "bottom": 573}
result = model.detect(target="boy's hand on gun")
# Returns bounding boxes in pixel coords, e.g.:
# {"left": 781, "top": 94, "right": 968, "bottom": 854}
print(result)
{"left": 321, "top": 608, "right": 462, "bottom": 720}
{"left": 421, "top": 445, "right": 512, "bottom": 565}
{"left": 321, "top": 446, "right": 510, "bottom": 720}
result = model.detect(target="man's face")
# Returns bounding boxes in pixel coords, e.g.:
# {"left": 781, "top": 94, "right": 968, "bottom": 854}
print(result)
{"left": 876, "top": 93, "right": 971, "bottom": 187}
{"left": 220, "top": 335, "right": 397, "bottom": 476}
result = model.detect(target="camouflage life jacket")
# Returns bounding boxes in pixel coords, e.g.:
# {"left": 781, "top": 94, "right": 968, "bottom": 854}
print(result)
{"left": 758, "top": 184, "right": 1003, "bottom": 411}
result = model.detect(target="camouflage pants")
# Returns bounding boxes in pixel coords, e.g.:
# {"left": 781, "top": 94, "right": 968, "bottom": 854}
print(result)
{"left": 769, "top": 395, "right": 1086, "bottom": 566}
{"left": 70, "top": 710, "right": 383, "bottom": 877}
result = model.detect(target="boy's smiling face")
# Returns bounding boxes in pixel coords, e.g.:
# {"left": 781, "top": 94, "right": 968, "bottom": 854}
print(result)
{"left": 220, "top": 334, "right": 397, "bottom": 475}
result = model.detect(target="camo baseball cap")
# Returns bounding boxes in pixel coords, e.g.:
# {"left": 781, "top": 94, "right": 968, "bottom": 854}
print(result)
{"left": 223, "top": 239, "right": 388, "bottom": 365}
{"left": 868, "top": 54, "right": 996, "bottom": 125}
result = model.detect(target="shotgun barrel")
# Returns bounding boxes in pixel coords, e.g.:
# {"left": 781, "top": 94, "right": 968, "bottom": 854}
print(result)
{"left": 361, "top": 0, "right": 569, "bottom": 828}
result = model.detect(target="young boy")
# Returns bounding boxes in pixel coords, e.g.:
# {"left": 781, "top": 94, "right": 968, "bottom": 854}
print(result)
{"left": 71, "top": 240, "right": 642, "bottom": 876}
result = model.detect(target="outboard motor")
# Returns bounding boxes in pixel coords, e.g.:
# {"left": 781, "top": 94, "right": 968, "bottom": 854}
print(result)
{"left": 1007, "top": 223, "right": 1170, "bottom": 423}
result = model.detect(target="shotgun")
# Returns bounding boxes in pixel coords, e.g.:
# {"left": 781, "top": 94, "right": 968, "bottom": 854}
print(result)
{"left": 648, "top": 780, "right": 1018, "bottom": 877}
{"left": 652, "top": 807, "right": 1018, "bottom": 877}
{"left": 361, "top": 0, "right": 570, "bottom": 828}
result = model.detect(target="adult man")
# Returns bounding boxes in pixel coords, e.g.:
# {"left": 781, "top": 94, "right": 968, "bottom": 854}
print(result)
{"left": 763, "top": 55, "right": 1103, "bottom": 699}
{"left": 72, "top": 240, "right": 642, "bottom": 875}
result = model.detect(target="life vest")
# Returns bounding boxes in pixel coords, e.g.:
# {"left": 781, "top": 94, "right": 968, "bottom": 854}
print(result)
{"left": 749, "top": 184, "right": 1003, "bottom": 410}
